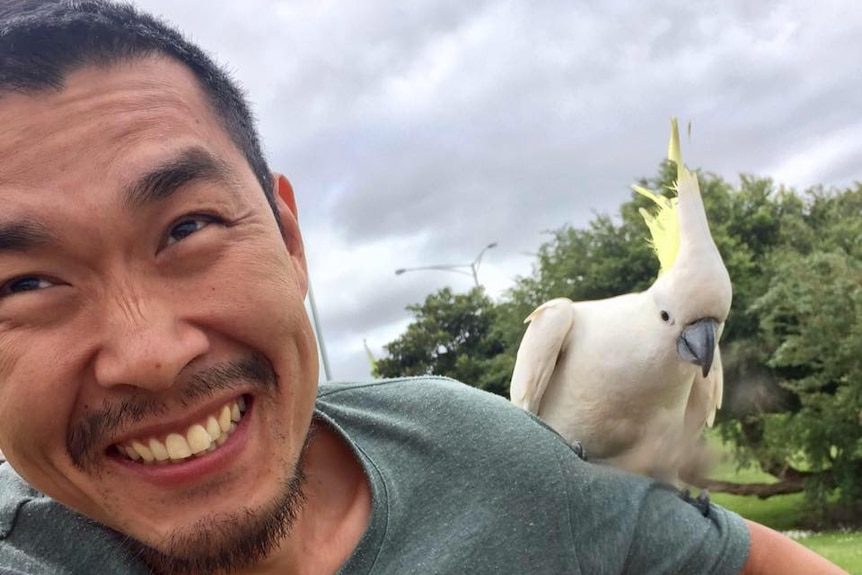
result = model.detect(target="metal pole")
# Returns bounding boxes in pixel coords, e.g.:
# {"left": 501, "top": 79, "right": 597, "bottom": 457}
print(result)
{"left": 307, "top": 280, "right": 332, "bottom": 381}
{"left": 395, "top": 242, "right": 497, "bottom": 288}
{"left": 471, "top": 242, "right": 497, "bottom": 287}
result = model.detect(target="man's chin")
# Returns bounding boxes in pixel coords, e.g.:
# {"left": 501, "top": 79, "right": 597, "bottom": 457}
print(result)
{"left": 124, "top": 464, "right": 308, "bottom": 575}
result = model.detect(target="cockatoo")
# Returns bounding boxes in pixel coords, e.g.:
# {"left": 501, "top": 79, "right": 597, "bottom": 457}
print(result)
{"left": 510, "top": 119, "right": 732, "bottom": 483}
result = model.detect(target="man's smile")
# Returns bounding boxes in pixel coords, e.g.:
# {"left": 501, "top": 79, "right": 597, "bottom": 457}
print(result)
{"left": 113, "top": 395, "right": 248, "bottom": 465}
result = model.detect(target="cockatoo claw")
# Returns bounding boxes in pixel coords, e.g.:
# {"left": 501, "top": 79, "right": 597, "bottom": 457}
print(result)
{"left": 570, "top": 440, "right": 587, "bottom": 461}
{"left": 695, "top": 489, "right": 711, "bottom": 517}
{"left": 679, "top": 487, "right": 712, "bottom": 517}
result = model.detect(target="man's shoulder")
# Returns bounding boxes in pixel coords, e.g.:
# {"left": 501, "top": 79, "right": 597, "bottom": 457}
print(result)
{"left": 317, "top": 376, "right": 555, "bottom": 438}
{"left": 318, "top": 375, "right": 486, "bottom": 401}
{"left": 0, "top": 464, "right": 148, "bottom": 573}
{"left": 315, "top": 376, "right": 588, "bottom": 495}
{"left": 0, "top": 464, "right": 76, "bottom": 571}
{"left": 318, "top": 376, "right": 518, "bottom": 413}
{"left": 0, "top": 463, "right": 45, "bottom": 539}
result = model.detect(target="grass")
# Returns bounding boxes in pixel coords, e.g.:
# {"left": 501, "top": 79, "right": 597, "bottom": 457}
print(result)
{"left": 802, "top": 532, "right": 862, "bottom": 574}
{"left": 702, "top": 436, "right": 862, "bottom": 574}
{"left": 710, "top": 492, "right": 806, "bottom": 532}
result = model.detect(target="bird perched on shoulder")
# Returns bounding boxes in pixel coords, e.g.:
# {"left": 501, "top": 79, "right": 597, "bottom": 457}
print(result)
{"left": 509, "top": 119, "right": 732, "bottom": 484}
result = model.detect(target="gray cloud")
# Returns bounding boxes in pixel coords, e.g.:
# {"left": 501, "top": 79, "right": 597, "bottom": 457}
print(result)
{"left": 136, "top": 0, "right": 862, "bottom": 381}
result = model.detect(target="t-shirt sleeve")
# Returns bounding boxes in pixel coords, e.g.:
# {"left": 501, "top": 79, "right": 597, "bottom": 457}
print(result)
{"left": 623, "top": 484, "right": 750, "bottom": 575}
{"left": 558, "top": 450, "right": 750, "bottom": 575}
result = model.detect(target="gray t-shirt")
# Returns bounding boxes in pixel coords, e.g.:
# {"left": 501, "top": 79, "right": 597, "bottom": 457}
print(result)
{"left": 0, "top": 377, "right": 750, "bottom": 574}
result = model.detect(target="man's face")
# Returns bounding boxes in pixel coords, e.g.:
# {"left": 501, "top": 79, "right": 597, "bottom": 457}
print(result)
{"left": 0, "top": 57, "right": 318, "bottom": 555}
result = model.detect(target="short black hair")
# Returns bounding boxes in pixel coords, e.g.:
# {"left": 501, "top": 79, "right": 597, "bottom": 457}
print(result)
{"left": 0, "top": 0, "right": 279, "bottom": 226}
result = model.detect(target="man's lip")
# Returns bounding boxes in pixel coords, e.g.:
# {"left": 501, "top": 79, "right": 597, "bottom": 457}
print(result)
{"left": 106, "top": 392, "right": 251, "bottom": 449}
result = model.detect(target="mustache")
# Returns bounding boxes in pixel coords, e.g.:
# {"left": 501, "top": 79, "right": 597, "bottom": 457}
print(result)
{"left": 68, "top": 353, "right": 277, "bottom": 471}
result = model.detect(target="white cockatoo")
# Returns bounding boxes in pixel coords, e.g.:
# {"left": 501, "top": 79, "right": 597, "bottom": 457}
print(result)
{"left": 510, "top": 119, "right": 732, "bottom": 482}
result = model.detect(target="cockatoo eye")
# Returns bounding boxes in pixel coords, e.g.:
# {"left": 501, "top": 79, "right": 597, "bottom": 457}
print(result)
{"left": 660, "top": 311, "right": 671, "bottom": 322}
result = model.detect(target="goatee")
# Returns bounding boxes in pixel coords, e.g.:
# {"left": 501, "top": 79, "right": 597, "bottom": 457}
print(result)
{"left": 126, "top": 427, "right": 314, "bottom": 575}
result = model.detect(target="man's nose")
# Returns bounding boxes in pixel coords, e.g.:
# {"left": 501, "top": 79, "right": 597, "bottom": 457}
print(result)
{"left": 93, "top": 293, "right": 209, "bottom": 391}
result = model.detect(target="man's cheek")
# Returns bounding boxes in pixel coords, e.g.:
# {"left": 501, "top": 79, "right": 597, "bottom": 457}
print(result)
{"left": 0, "top": 331, "right": 24, "bottom": 382}
{"left": 0, "top": 359, "right": 67, "bottom": 460}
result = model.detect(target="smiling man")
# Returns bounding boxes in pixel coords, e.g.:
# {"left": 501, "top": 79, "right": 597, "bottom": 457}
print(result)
{"left": 0, "top": 2, "right": 849, "bottom": 575}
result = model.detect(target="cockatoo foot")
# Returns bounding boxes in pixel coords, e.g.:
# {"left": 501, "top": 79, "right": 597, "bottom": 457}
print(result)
{"left": 695, "top": 489, "right": 711, "bottom": 516}
{"left": 570, "top": 440, "right": 587, "bottom": 461}
{"left": 679, "top": 487, "right": 711, "bottom": 517}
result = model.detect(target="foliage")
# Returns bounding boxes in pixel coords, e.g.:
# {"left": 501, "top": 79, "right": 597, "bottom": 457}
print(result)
{"left": 753, "top": 249, "right": 862, "bottom": 510}
{"left": 374, "top": 287, "right": 512, "bottom": 396}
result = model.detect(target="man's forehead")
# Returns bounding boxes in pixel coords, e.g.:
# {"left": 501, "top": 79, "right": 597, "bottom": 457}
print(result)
{"left": 0, "top": 58, "right": 243, "bottom": 203}
{"left": 2, "top": 58, "right": 202, "bottom": 124}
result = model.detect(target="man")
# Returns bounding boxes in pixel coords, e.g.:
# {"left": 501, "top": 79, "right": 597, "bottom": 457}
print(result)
{"left": 0, "top": 2, "right": 848, "bottom": 574}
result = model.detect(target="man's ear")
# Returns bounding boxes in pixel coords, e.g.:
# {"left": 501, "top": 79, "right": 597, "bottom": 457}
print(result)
{"left": 273, "top": 173, "right": 308, "bottom": 296}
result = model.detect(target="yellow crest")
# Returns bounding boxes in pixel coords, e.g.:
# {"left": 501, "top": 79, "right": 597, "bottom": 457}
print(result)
{"left": 632, "top": 118, "right": 691, "bottom": 275}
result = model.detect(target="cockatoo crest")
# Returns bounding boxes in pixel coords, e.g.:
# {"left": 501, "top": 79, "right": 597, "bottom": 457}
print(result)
{"left": 632, "top": 118, "right": 694, "bottom": 276}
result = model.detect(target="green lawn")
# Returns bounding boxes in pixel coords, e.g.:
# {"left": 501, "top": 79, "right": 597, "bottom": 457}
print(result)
{"left": 710, "top": 492, "right": 805, "bottom": 532}
{"left": 703, "top": 438, "right": 862, "bottom": 574}
{"left": 802, "top": 532, "right": 862, "bottom": 574}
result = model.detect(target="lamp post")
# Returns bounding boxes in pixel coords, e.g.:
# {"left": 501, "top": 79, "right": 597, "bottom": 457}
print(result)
{"left": 307, "top": 280, "right": 333, "bottom": 382}
{"left": 395, "top": 242, "right": 498, "bottom": 287}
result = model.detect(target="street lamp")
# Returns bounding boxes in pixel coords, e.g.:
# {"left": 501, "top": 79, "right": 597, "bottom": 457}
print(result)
{"left": 395, "top": 242, "right": 498, "bottom": 287}
{"left": 307, "top": 279, "right": 333, "bottom": 382}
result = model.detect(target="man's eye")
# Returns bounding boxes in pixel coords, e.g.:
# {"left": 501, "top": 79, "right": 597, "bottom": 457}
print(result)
{"left": 165, "top": 216, "right": 217, "bottom": 246}
{"left": 0, "top": 276, "right": 54, "bottom": 297}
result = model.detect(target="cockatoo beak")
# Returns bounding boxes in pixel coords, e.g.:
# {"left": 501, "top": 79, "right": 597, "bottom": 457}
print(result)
{"left": 677, "top": 318, "right": 716, "bottom": 377}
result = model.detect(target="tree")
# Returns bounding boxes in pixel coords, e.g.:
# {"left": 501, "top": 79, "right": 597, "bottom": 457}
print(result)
{"left": 752, "top": 249, "right": 862, "bottom": 514}
{"left": 374, "top": 287, "right": 511, "bottom": 396}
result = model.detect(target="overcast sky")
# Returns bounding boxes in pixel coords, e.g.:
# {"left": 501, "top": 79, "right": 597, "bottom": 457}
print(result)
{"left": 135, "top": 0, "right": 862, "bottom": 382}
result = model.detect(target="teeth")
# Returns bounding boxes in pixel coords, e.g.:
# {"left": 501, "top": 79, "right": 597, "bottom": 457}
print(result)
{"left": 116, "top": 397, "right": 246, "bottom": 465}
{"left": 187, "top": 424, "right": 212, "bottom": 454}
{"left": 131, "top": 440, "right": 154, "bottom": 463}
{"left": 149, "top": 438, "right": 169, "bottom": 461}
{"left": 165, "top": 433, "right": 192, "bottom": 460}
{"left": 205, "top": 416, "right": 221, "bottom": 441}
{"left": 218, "top": 405, "right": 231, "bottom": 432}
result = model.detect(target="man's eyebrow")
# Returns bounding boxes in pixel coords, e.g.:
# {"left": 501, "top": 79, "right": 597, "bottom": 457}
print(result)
{"left": 123, "top": 146, "right": 239, "bottom": 210}
{"left": 0, "top": 219, "right": 57, "bottom": 254}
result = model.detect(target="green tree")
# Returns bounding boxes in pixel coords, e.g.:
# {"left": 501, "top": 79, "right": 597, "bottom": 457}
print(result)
{"left": 752, "top": 248, "right": 862, "bottom": 516}
{"left": 374, "top": 287, "right": 511, "bottom": 396}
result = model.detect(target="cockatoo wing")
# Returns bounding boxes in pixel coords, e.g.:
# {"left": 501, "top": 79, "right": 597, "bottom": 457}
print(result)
{"left": 510, "top": 298, "right": 575, "bottom": 414}
{"left": 705, "top": 344, "right": 723, "bottom": 427}
{"left": 684, "top": 343, "right": 724, "bottom": 432}
{"left": 680, "top": 345, "right": 724, "bottom": 482}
